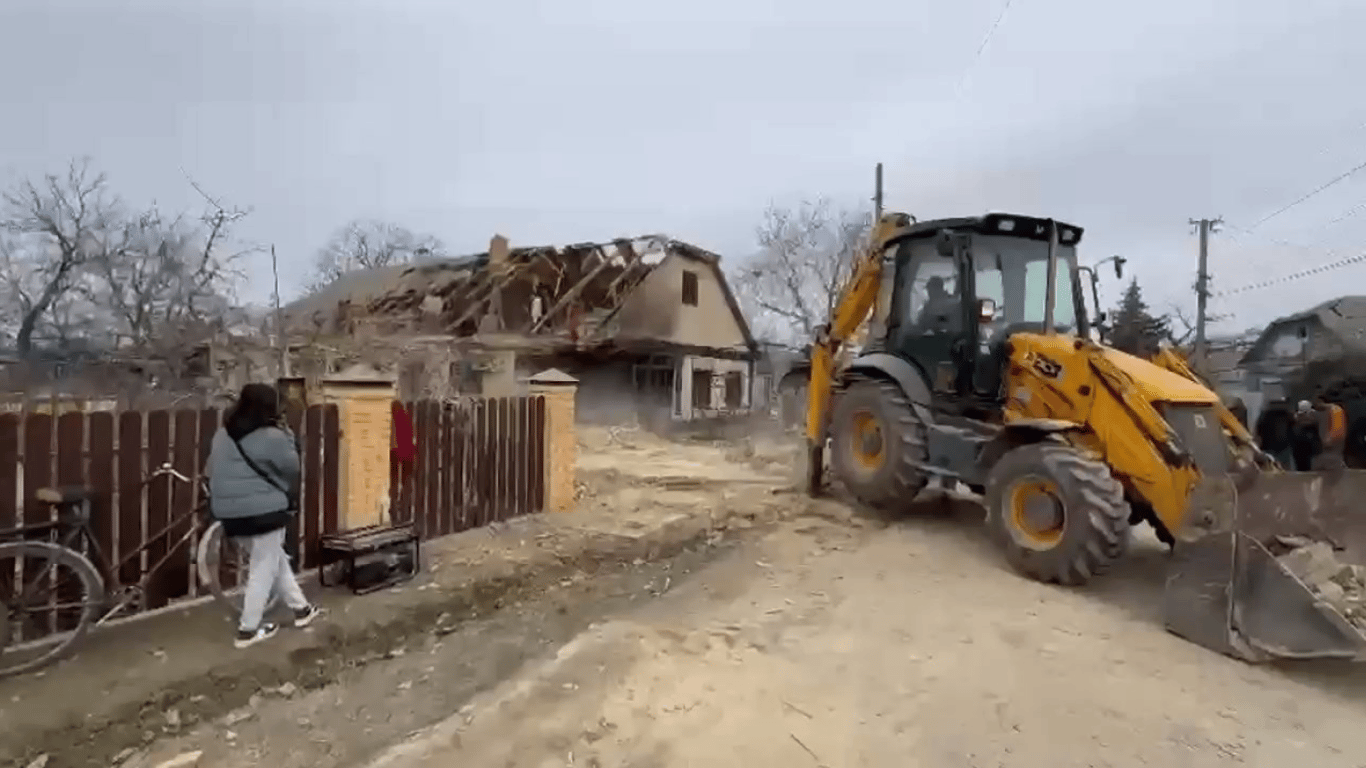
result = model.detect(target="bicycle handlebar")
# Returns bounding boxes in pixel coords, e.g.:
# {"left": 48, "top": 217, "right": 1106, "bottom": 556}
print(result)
{"left": 149, "top": 462, "right": 198, "bottom": 485}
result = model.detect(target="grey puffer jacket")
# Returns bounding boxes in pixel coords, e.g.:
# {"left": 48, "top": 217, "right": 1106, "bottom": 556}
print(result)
{"left": 207, "top": 425, "right": 301, "bottom": 537}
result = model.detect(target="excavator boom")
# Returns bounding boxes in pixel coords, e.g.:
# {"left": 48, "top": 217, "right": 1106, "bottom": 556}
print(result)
{"left": 804, "top": 209, "right": 916, "bottom": 494}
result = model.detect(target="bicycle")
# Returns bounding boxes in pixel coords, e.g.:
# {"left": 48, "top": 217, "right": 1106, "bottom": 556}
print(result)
{"left": 0, "top": 463, "right": 274, "bottom": 678}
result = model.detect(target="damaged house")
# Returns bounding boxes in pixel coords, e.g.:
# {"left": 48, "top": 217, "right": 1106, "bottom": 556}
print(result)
{"left": 287, "top": 234, "right": 760, "bottom": 424}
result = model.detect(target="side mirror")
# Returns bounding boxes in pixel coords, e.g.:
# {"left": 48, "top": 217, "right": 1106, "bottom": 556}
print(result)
{"left": 1113, "top": 257, "right": 1125, "bottom": 279}
{"left": 1096, "top": 311, "right": 1108, "bottom": 325}
{"left": 977, "top": 298, "right": 998, "bottom": 324}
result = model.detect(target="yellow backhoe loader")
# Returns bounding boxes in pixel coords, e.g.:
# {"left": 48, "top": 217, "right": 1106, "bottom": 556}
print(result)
{"left": 804, "top": 167, "right": 1366, "bottom": 662}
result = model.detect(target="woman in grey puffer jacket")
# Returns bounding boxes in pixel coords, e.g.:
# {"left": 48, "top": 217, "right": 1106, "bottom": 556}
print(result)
{"left": 208, "top": 383, "right": 320, "bottom": 648}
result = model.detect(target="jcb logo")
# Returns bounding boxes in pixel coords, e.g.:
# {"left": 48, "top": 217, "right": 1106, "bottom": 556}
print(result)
{"left": 1193, "top": 414, "right": 1208, "bottom": 430}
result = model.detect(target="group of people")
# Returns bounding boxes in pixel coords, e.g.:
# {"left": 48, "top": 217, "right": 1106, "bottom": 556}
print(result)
{"left": 1253, "top": 397, "right": 1349, "bottom": 471}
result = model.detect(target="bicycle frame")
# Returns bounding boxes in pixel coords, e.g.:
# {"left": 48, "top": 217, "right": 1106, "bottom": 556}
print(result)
{"left": 1, "top": 466, "right": 212, "bottom": 625}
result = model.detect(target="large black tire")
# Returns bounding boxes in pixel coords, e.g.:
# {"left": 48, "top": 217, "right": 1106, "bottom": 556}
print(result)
{"left": 0, "top": 540, "right": 105, "bottom": 679}
{"left": 828, "top": 378, "right": 929, "bottom": 510}
{"left": 985, "top": 442, "right": 1130, "bottom": 586}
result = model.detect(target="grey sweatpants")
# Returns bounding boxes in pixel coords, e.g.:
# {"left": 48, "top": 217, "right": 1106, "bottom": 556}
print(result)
{"left": 237, "top": 526, "right": 308, "bottom": 632}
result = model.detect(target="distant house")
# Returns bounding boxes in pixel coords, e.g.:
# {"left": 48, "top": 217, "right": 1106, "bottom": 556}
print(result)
{"left": 1238, "top": 295, "right": 1366, "bottom": 412}
{"left": 285, "top": 234, "right": 761, "bottom": 424}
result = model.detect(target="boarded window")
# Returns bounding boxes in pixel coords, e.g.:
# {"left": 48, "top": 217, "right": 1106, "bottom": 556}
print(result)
{"left": 723, "top": 371, "right": 744, "bottom": 409}
{"left": 691, "top": 368, "right": 712, "bottom": 410}
{"left": 682, "top": 270, "right": 699, "bottom": 306}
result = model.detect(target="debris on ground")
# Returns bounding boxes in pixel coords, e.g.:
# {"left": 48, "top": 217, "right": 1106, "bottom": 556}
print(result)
{"left": 1274, "top": 537, "right": 1366, "bottom": 629}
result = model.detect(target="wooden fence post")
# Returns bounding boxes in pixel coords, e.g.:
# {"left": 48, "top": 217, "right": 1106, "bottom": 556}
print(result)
{"left": 528, "top": 369, "right": 577, "bottom": 513}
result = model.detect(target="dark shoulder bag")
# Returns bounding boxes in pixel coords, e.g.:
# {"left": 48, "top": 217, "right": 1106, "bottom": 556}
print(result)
{"left": 231, "top": 432, "right": 300, "bottom": 511}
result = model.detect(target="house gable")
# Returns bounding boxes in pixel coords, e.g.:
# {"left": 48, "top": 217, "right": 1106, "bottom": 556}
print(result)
{"left": 611, "top": 251, "right": 754, "bottom": 353}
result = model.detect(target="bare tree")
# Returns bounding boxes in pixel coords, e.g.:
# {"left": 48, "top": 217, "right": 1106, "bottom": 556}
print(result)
{"left": 308, "top": 219, "right": 445, "bottom": 291}
{"left": 730, "top": 199, "right": 871, "bottom": 349}
{"left": 85, "top": 180, "right": 250, "bottom": 370}
{"left": 0, "top": 159, "right": 121, "bottom": 355}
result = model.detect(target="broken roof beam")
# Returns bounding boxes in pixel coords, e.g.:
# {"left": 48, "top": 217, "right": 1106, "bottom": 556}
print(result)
{"left": 446, "top": 236, "right": 523, "bottom": 331}
{"left": 526, "top": 241, "right": 631, "bottom": 334}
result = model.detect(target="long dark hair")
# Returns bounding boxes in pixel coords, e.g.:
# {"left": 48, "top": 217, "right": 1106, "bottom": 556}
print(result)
{"left": 224, "top": 383, "right": 281, "bottom": 440}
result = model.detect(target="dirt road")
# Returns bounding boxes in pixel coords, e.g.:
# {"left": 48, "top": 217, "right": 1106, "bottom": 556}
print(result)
{"left": 367, "top": 507, "right": 1366, "bottom": 768}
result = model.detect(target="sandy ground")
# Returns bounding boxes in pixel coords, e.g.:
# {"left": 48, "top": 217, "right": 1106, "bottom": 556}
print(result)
{"left": 74, "top": 426, "right": 803, "bottom": 768}
{"left": 21, "top": 424, "right": 1366, "bottom": 767}
{"left": 366, "top": 505, "right": 1366, "bottom": 768}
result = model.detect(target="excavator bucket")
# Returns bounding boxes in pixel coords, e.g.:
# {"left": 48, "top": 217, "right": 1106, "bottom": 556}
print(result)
{"left": 1164, "top": 469, "right": 1366, "bottom": 662}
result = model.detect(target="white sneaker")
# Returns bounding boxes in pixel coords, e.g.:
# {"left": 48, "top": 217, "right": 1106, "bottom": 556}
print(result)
{"left": 292, "top": 604, "right": 323, "bottom": 628}
{"left": 234, "top": 622, "right": 279, "bottom": 649}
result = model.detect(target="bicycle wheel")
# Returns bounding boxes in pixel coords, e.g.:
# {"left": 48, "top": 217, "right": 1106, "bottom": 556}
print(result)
{"left": 0, "top": 541, "right": 105, "bottom": 679}
{"left": 196, "top": 521, "right": 279, "bottom": 620}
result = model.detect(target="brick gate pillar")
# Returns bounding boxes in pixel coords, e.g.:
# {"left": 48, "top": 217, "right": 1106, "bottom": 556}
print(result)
{"left": 528, "top": 368, "right": 578, "bottom": 513}
{"left": 321, "top": 366, "right": 397, "bottom": 530}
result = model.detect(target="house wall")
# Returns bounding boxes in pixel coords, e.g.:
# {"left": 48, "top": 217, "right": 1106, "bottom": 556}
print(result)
{"left": 1246, "top": 318, "right": 1343, "bottom": 374}
{"left": 613, "top": 253, "right": 750, "bottom": 353}
{"left": 677, "top": 355, "right": 750, "bottom": 418}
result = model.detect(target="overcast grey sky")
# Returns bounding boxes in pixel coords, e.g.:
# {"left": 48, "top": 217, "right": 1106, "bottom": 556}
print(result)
{"left": 2, "top": 0, "right": 1363, "bottom": 333}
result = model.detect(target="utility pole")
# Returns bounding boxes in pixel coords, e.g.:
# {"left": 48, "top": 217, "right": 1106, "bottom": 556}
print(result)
{"left": 1189, "top": 216, "right": 1223, "bottom": 362}
{"left": 873, "top": 162, "right": 883, "bottom": 219}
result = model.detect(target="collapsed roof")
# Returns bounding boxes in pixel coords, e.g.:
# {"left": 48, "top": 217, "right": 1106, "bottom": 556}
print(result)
{"left": 286, "top": 234, "right": 757, "bottom": 355}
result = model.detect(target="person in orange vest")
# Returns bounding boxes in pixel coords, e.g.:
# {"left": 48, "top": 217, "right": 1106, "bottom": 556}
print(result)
{"left": 1313, "top": 397, "right": 1347, "bottom": 470}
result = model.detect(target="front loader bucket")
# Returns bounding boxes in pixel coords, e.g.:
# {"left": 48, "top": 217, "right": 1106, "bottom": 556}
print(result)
{"left": 1164, "top": 470, "right": 1366, "bottom": 662}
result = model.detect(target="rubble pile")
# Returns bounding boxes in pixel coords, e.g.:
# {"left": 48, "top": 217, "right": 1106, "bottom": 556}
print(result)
{"left": 1275, "top": 537, "right": 1366, "bottom": 630}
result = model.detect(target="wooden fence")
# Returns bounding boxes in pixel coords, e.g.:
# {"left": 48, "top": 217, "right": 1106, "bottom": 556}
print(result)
{"left": 0, "top": 405, "right": 342, "bottom": 615}
{"left": 388, "top": 396, "right": 547, "bottom": 537}
{"left": 0, "top": 394, "right": 549, "bottom": 639}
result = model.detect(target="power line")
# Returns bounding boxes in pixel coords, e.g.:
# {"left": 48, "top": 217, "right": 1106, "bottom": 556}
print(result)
{"left": 1245, "top": 158, "right": 1366, "bottom": 230}
{"left": 954, "top": 0, "right": 1016, "bottom": 97}
{"left": 971, "top": 0, "right": 1014, "bottom": 61}
{"left": 1213, "top": 250, "right": 1366, "bottom": 297}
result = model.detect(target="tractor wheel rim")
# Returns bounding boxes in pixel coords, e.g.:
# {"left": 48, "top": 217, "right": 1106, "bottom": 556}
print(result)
{"left": 850, "top": 410, "right": 886, "bottom": 470}
{"left": 1007, "top": 478, "right": 1065, "bottom": 550}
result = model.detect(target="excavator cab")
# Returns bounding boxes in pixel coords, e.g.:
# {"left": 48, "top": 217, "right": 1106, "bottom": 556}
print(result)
{"left": 880, "top": 214, "right": 1086, "bottom": 405}
{"left": 810, "top": 204, "right": 1366, "bottom": 664}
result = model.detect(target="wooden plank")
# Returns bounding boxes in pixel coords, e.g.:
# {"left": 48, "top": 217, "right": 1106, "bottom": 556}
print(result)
{"left": 144, "top": 410, "right": 174, "bottom": 610}
{"left": 23, "top": 412, "right": 54, "bottom": 528}
{"left": 451, "top": 403, "right": 467, "bottom": 532}
{"left": 116, "top": 412, "right": 145, "bottom": 587}
{"left": 321, "top": 405, "right": 340, "bottom": 536}
{"left": 412, "top": 401, "right": 430, "bottom": 536}
{"left": 284, "top": 407, "right": 303, "bottom": 570}
{"left": 530, "top": 395, "right": 546, "bottom": 512}
{"left": 471, "top": 400, "right": 486, "bottom": 527}
{"left": 197, "top": 409, "right": 224, "bottom": 589}
{"left": 19, "top": 412, "right": 54, "bottom": 640}
{"left": 497, "top": 398, "right": 511, "bottom": 522}
{"left": 166, "top": 410, "right": 199, "bottom": 600}
{"left": 54, "top": 411, "right": 88, "bottom": 631}
{"left": 425, "top": 400, "right": 441, "bottom": 536}
{"left": 0, "top": 413, "right": 20, "bottom": 532}
{"left": 302, "top": 405, "right": 324, "bottom": 568}
{"left": 514, "top": 397, "right": 529, "bottom": 518}
{"left": 423, "top": 401, "right": 442, "bottom": 537}
{"left": 483, "top": 399, "right": 496, "bottom": 526}
{"left": 86, "top": 412, "right": 117, "bottom": 579}
{"left": 440, "top": 402, "right": 456, "bottom": 535}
